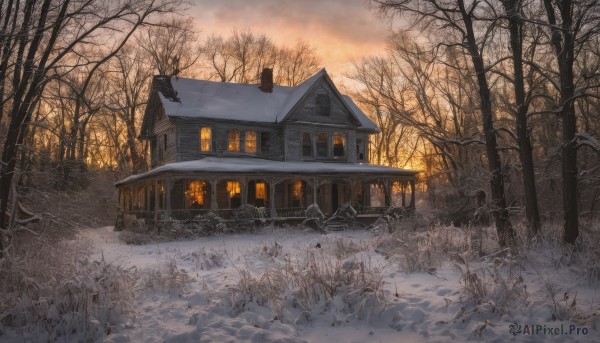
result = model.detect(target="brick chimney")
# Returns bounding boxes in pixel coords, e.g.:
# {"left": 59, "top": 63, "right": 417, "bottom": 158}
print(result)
{"left": 259, "top": 68, "right": 273, "bottom": 93}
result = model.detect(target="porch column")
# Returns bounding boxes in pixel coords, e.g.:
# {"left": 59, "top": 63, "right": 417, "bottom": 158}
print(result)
{"left": 410, "top": 179, "right": 416, "bottom": 208}
{"left": 384, "top": 179, "right": 391, "bottom": 207}
{"left": 210, "top": 178, "right": 218, "bottom": 210}
{"left": 269, "top": 177, "right": 277, "bottom": 217}
{"left": 401, "top": 181, "right": 406, "bottom": 207}
{"left": 166, "top": 175, "right": 172, "bottom": 217}
{"left": 154, "top": 179, "right": 159, "bottom": 222}
{"left": 349, "top": 177, "right": 357, "bottom": 205}
{"left": 241, "top": 177, "right": 248, "bottom": 205}
{"left": 313, "top": 177, "right": 318, "bottom": 206}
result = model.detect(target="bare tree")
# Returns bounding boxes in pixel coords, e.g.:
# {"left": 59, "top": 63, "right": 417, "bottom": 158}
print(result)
{"left": 137, "top": 17, "right": 203, "bottom": 77}
{"left": 0, "top": 0, "right": 184, "bottom": 242}
{"left": 202, "top": 30, "right": 321, "bottom": 86}
{"left": 372, "top": 0, "right": 516, "bottom": 246}
{"left": 498, "top": 0, "right": 542, "bottom": 234}
{"left": 539, "top": 0, "right": 600, "bottom": 243}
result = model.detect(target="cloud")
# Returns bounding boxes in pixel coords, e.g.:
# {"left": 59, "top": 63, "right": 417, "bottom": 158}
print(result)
{"left": 191, "top": 0, "right": 394, "bottom": 76}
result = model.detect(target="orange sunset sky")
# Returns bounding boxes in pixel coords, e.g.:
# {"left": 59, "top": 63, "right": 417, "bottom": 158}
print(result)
{"left": 191, "top": 0, "right": 398, "bottom": 85}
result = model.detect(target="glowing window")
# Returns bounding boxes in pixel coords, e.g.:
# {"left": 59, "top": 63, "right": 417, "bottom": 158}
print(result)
{"left": 333, "top": 133, "right": 346, "bottom": 157}
{"left": 245, "top": 130, "right": 257, "bottom": 153}
{"left": 186, "top": 181, "right": 208, "bottom": 208}
{"left": 256, "top": 182, "right": 266, "bottom": 200}
{"left": 292, "top": 180, "right": 303, "bottom": 200}
{"left": 200, "top": 127, "right": 212, "bottom": 152}
{"left": 227, "top": 181, "right": 241, "bottom": 197}
{"left": 228, "top": 129, "right": 240, "bottom": 152}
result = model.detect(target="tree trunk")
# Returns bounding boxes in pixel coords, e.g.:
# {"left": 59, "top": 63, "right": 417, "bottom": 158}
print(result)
{"left": 458, "top": 0, "right": 515, "bottom": 247}
{"left": 542, "top": 0, "right": 579, "bottom": 244}
{"left": 503, "top": 0, "right": 541, "bottom": 235}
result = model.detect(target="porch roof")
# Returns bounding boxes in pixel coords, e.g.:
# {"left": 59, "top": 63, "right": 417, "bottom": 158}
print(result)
{"left": 115, "top": 157, "right": 418, "bottom": 186}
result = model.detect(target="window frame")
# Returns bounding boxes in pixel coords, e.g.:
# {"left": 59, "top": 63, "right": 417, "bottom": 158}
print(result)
{"left": 302, "top": 132, "right": 313, "bottom": 158}
{"left": 316, "top": 132, "right": 329, "bottom": 158}
{"left": 228, "top": 129, "right": 241, "bottom": 152}
{"left": 245, "top": 130, "right": 257, "bottom": 154}
{"left": 316, "top": 93, "right": 331, "bottom": 116}
{"left": 332, "top": 132, "right": 346, "bottom": 158}
{"left": 199, "top": 127, "right": 213, "bottom": 152}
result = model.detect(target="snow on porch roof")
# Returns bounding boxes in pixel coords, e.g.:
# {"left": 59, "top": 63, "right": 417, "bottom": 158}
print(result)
{"left": 156, "top": 69, "right": 377, "bottom": 130}
{"left": 115, "top": 157, "right": 418, "bottom": 186}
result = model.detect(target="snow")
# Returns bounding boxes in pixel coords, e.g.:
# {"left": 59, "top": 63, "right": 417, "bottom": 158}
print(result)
{"left": 115, "top": 157, "right": 417, "bottom": 185}
{"left": 157, "top": 69, "right": 377, "bottom": 131}
{"left": 71, "top": 225, "right": 598, "bottom": 343}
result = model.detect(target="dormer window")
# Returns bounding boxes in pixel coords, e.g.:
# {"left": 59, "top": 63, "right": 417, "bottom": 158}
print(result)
{"left": 316, "top": 93, "right": 330, "bottom": 116}
{"left": 228, "top": 129, "right": 240, "bottom": 152}
{"left": 333, "top": 133, "right": 346, "bottom": 157}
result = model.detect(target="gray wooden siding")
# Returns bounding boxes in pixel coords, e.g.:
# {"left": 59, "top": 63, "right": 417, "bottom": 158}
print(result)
{"left": 150, "top": 103, "right": 177, "bottom": 167}
{"left": 286, "top": 80, "right": 359, "bottom": 126}
{"left": 175, "top": 118, "right": 284, "bottom": 161}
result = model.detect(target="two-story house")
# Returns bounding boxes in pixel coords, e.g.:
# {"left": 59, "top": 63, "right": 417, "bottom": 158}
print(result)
{"left": 115, "top": 68, "right": 417, "bottom": 223}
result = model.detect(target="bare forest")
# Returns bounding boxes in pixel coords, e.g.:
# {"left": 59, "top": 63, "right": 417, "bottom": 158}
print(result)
{"left": 0, "top": 0, "right": 599, "bottom": 341}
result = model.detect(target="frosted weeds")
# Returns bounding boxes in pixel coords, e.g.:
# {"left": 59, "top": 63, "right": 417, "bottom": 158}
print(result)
{"left": 3, "top": 224, "right": 599, "bottom": 342}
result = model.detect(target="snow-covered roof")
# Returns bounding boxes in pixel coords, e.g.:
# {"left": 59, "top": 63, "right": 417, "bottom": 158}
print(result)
{"left": 155, "top": 69, "right": 377, "bottom": 131}
{"left": 115, "top": 157, "right": 417, "bottom": 186}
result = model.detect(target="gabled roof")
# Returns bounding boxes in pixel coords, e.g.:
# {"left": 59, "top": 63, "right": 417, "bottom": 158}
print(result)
{"left": 151, "top": 69, "right": 378, "bottom": 131}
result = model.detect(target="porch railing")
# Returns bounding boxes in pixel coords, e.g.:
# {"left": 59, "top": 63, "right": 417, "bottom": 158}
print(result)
{"left": 121, "top": 206, "right": 408, "bottom": 223}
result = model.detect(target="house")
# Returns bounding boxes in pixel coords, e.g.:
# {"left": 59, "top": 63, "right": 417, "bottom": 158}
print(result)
{"left": 114, "top": 68, "right": 417, "bottom": 224}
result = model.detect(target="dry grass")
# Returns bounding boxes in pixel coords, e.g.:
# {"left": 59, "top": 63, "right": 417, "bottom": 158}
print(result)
{"left": 227, "top": 245, "right": 385, "bottom": 322}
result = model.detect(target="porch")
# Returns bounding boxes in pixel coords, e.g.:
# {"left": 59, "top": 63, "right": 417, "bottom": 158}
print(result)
{"left": 115, "top": 157, "right": 418, "bottom": 226}
{"left": 118, "top": 176, "right": 415, "bottom": 222}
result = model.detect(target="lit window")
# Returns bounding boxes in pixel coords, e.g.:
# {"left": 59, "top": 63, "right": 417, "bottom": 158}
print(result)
{"left": 302, "top": 132, "right": 312, "bottom": 157}
{"left": 227, "top": 181, "right": 241, "bottom": 197}
{"left": 158, "top": 180, "right": 165, "bottom": 209}
{"left": 316, "top": 133, "right": 328, "bottom": 157}
{"left": 333, "top": 133, "right": 346, "bottom": 157}
{"left": 228, "top": 129, "right": 240, "bottom": 152}
{"left": 200, "top": 127, "right": 212, "bottom": 152}
{"left": 245, "top": 130, "right": 257, "bottom": 153}
{"left": 256, "top": 182, "right": 266, "bottom": 200}
{"left": 292, "top": 180, "right": 303, "bottom": 200}
{"left": 186, "top": 181, "right": 208, "bottom": 208}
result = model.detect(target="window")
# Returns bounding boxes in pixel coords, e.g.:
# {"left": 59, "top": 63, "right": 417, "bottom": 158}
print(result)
{"left": 302, "top": 132, "right": 312, "bottom": 157}
{"left": 333, "top": 133, "right": 346, "bottom": 157}
{"left": 316, "top": 133, "right": 328, "bottom": 157}
{"left": 228, "top": 129, "right": 240, "bottom": 152}
{"left": 164, "top": 134, "right": 167, "bottom": 151}
{"left": 245, "top": 130, "right": 257, "bottom": 153}
{"left": 186, "top": 180, "right": 208, "bottom": 208}
{"left": 356, "top": 138, "right": 365, "bottom": 161}
{"left": 255, "top": 182, "right": 266, "bottom": 200}
{"left": 260, "top": 132, "right": 270, "bottom": 154}
{"left": 227, "top": 181, "right": 241, "bottom": 197}
{"left": 200, "top": 127, "right": 212, "bottom": 152}
{"left": 157, "top": 180, "right": 166, "bottom": 209}
{"left": 316, "top": 93, "right": 330, "bottom": 116}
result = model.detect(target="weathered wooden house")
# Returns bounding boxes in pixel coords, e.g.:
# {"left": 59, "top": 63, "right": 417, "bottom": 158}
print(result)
{"left": 115, "top": 68, "right": 417, "bottom": 224}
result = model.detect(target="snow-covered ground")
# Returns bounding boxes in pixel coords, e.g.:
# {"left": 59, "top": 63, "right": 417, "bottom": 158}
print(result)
{"left": 69, "top": 225, "right": 599, "bottom": 343}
